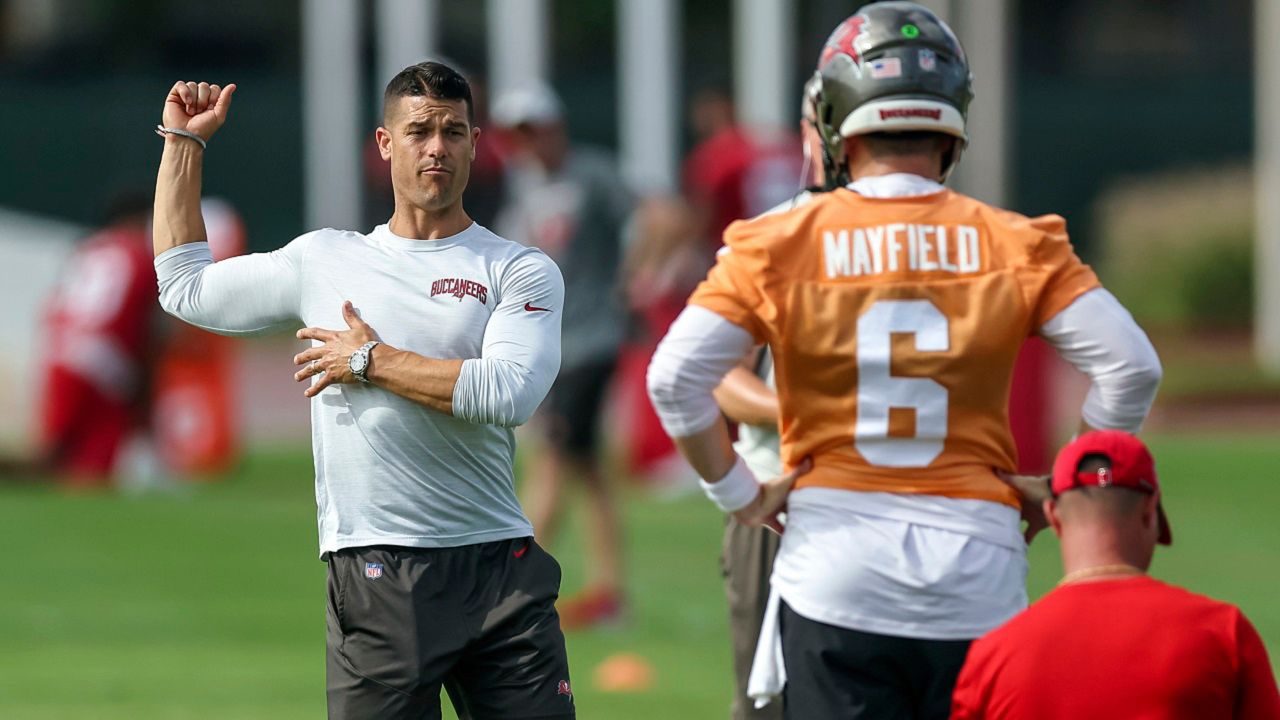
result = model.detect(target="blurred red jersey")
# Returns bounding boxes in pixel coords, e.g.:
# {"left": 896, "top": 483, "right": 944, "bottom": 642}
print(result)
{"left": 684, "top": 126, "right": 803, "bottom": 253}
{"left": 40, "top": 224, "right": 157, "bottom": 477}
{"left": 951, "top": 576, "right": 1280, "bottom": 719}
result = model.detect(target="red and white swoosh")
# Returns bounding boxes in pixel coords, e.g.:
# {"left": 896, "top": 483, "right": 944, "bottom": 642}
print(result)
{"left": 524, "top": 302, "right": 552, "bottom": 312}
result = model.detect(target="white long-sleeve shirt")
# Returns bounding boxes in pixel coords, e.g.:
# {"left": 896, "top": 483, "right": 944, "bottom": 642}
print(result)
{"left": 156, "top": 222, "right": 563, "bottom": 555}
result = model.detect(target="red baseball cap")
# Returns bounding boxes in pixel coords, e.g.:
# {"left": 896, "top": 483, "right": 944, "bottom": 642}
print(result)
{"left": 1051, "top": 430, "right": 1172, "bottom": 545}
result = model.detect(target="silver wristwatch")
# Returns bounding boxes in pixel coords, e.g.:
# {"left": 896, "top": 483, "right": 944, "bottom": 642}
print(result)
{"left": 348, "top": 341, "right": 380, "bottom": 384}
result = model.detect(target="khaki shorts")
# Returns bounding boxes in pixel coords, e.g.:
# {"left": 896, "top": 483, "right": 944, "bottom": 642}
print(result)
{"left": 723, "top": 517, "right": 784, "bottom": 720}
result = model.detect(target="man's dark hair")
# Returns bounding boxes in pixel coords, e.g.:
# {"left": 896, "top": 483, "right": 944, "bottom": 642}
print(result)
{"left": 383, "top": 61, "right": 474, "bottom": 124}
{"left": 862, "top": 131, "right": 953, "bottom": 157}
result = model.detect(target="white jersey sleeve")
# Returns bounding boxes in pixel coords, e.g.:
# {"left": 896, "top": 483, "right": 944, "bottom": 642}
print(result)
{"left": 1038, "top": 288, "right": 1162, "bottom": 432}
{"left": 647, "top": 304, "right": 757, "bottom": 437}
{"left": 452, "top": 250, "right": 564, "bottom": 427}
{"left": 154, "top": 234, "right": 312, "bottom": 335}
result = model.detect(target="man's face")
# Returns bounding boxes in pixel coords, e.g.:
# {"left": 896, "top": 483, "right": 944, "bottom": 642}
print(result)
{"left": 512, "top": 121, "right": 568, "bottom": 173}
{"left": 377, "top": 95, "right": 480, "bottom": 212}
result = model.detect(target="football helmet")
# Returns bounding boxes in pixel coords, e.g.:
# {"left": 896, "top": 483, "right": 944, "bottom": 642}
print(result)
{"left": 811, "top": 1, "right": 974, "bottom": 180}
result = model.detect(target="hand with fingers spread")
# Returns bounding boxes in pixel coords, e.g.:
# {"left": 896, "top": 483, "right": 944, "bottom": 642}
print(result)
{"left": 731, "top": 457, "right": 813, "bottom": 535}
{"left": 294, "top": 301, "right": 382, "bottom": 398}
{"left": 998, "top": 470, "right": 1053, "bottom": 544}
{"left": 162, "top": 80, "right": 237, "bottom": 143}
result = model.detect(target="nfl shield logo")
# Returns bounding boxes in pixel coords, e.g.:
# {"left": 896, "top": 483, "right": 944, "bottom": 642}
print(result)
{"left": 556, "top": 679, "right": 572, "bottom": 697}
{"left": 365, "top": 562, "right": 383, "bottom": 580}
{"left": 918, "top": 48, "right": 937, "bottom": 71}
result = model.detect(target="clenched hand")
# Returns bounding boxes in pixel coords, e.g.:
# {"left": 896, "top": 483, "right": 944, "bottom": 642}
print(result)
{"left": 162, "top": 80, "right": 236, "bottom": 142}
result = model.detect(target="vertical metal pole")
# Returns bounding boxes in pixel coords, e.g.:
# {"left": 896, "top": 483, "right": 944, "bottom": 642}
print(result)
{"left": 302, "top": 0, "right": 363, "bottom": 230}
{"left": 1257, "top": 0, "right": 1280, "bottom": 373}
{"left": 487, "top": 0, "right": 550, "bottom": 97}
{"left": 618, "top": 0, "right": 679, "bottom": 192}
{"left": 947, "top": 0, "right": 1010, "bottom": 206}
{"left": 376, "top": 0, "right": 440, "bottom": 93}
{"left": 733, "top": 0, "right": 794, "bottom": 132}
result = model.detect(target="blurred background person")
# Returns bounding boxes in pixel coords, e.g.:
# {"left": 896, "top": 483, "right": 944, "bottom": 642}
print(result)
{"left": 34, "top": 193, "right": 160, "bottom": 487}
{"left": 952, "top": 431, "right": 1280, "bottom": 719}
{"left": 25, "top": 195, "right": 246, "bottom": 488}
{"left": 617, "top": 194, "right": 709, "bottom": 488}
{"left": 494, "top": 83, "right": 635, "bottom": 629}
{"left": 682, "top": 85, "right": 803, "bottom": 258}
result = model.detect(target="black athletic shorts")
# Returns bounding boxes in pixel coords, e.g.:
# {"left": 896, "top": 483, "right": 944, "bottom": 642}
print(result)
{"left": 780, "top": 601, "right": 971, "bottom": 720}
{"left": 540, "top": 356, "right": 617, "bottom": 456}
{"left": 325, "top": 538, "right": 575, "bottom": 720}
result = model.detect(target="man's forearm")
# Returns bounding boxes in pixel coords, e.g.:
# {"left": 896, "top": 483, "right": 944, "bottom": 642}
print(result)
{"left": 153, "top": 137, "right": 208, "bottom": 257}
{"left": 714, "top": 365, "right": 779, "bottom": 428}
{"left": 672, "top": 417, "right": 739, "bottom": 483}
{"left": 366, "top": 346, "right": 463, "bottom": 415}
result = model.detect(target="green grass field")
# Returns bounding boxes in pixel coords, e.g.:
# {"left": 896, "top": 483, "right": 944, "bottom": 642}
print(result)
{"left": 0, "top": 433, "right": 1276, "bottom": 718}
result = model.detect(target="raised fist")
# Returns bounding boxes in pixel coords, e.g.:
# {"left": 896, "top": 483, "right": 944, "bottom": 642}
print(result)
{"left": 162, "top": 81, "right": 237, "bottom": 143}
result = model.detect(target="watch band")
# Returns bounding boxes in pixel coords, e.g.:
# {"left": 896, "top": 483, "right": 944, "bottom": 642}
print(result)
{"left": 350, "top": 340, "right": 381, "bottom": 384}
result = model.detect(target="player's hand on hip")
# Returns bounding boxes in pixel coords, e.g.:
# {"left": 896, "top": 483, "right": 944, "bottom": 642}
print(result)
{"left": 732, "top": 457, "right": 813, "bottom": 536}
{"left": 998, "top": 471, "right": 1052, "bottom": 544}
{"left": 293, "top": 301, "right": 382, "bottom": 397}
{"left": 162, "top": 80, "right": 237, "bottom": 142}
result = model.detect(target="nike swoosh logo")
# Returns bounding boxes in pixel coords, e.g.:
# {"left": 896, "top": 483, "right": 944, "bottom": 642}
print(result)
{"left": 524, "top": 302, "right": 552, "bottom": 312}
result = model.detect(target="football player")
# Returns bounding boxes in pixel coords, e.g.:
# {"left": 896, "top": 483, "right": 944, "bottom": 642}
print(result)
{"left": 648, "top": 3, "right": 1162, "bottom": 718}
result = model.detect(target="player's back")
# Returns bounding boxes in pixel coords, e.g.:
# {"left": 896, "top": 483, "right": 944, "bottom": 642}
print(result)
{"left": 953, "top": 576, "right": 1279, "bottom": 719}
{"left": 690, "top": 182, "right": 1098, "bottom": 507}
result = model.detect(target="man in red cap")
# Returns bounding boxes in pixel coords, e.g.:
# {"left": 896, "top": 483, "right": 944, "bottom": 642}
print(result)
{"left": 951, "top": 431, "right": 1280, "bottom": 719}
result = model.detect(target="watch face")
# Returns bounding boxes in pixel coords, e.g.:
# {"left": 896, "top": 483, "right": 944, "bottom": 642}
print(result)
{"left": 350, "top": 351, "right": 368, "bottom": 374}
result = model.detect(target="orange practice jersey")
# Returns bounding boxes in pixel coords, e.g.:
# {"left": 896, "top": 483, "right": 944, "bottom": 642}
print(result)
{"left": 689, "top": 188, "right": 1100, "bottom": 507}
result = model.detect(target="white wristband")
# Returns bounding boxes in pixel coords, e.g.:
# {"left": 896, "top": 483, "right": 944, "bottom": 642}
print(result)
{"left": 699, "top": 456, "right": 761, "bottom": 513}
{"left": 155, "top": 125, "right": 208, "bottom": 149}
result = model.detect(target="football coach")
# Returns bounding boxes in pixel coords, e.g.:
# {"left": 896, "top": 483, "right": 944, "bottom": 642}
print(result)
{"left": 951, "top": 431, "right": 1280, "bottom": 719}
{"left": 151, "top": 63, "right": 575, "bottom": 720}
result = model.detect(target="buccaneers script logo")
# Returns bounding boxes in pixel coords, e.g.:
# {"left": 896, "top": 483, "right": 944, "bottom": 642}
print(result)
{"left": 431, "top": 278, "right": 489, "bottom": 305}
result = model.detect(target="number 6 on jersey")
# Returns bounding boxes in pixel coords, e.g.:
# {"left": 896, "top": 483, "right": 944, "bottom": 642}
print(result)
{"left": 855, "top": 299, "right": 949, "bottom": 468}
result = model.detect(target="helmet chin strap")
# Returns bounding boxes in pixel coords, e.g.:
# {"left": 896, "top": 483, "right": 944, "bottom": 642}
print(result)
{"left": 939, "top": 136, "right": 967, "bottom": 184}
{"left": 813, "top": 121, "right": 849, "bottom": 192}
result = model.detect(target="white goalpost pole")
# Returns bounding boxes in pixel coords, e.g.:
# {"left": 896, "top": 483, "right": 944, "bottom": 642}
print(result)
{"left": 1257, "top": 0, "right": 1280, "bottom": 374}
{"left": 733, "top": 0, "right": 794, "bottom": 133}
{"left": 375, "top": 0, "right": 440, "bottom": 89}
{"left": 618, "top": 0, "right": 680, "bottom": 192}
{"left": 302, "top": 0, "right": 363, "bottom": 231}
{"left": 487, "top": 0, "right": 550, "bottom": 98}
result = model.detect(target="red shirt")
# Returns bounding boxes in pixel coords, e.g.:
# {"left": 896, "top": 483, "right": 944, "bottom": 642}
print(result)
{"left": 951, "top": 576, "right": 1280, "bottom": 719}
{"left": 39, "top": 224, "right": 158, "bottom": 476}
{"left": 683, "top": 126, "right": 802, "bottom": 254}
{"left": 43, "top": 225, "right": 157, "bottom": 399}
